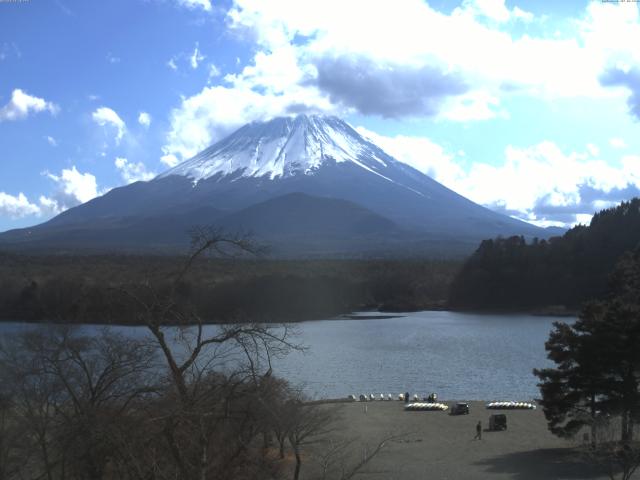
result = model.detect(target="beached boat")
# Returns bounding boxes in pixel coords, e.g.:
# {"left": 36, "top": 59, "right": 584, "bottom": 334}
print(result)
{"left": 486, "top": 401, "right": 536, "bottom": 410}
{"left": 404, "top": 402, "right": 449, "bottom": 411}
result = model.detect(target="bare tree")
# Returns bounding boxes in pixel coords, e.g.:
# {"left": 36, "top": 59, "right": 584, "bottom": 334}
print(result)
{"left": 260, "top": 378, "right": 294, "bottom": 459}
{"left": 0, "top": 326, "right": 158, "bottom": 480}
{"left": 0, "top": 392, "right": 22, "bottom": 480}
{"left": 310, "top": 429, "right": 408, "bottom": 480}
{"left": 0, "top": 228, "right": 327, "bottom": 480}
{"left": 115, "top": 228, "right": 300, "bottom": 480}
{"left": 285, "top": 400, "right": 336, "bottom": 480}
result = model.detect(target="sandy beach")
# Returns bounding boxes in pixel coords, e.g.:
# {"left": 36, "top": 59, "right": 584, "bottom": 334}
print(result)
{"left": 302, "top": 401, "right": 606, "bottom": 480}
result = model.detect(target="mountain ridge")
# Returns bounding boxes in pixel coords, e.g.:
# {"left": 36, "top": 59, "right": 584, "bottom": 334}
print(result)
{"left": 0, "top": 115, "right": 554, "bottom": 257}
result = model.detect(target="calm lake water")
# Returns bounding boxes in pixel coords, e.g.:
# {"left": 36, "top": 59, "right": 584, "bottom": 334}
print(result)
{"left": 0, "top": 311, "right": 572, "bottom": 401}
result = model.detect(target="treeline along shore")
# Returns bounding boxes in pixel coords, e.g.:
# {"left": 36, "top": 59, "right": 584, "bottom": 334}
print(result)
{"left": 449, "top": 198, "right": 640, "bottom": 312}
{"left": 0, "top": 253, "right": 459, "bottom": 324}
{"left": 2, "top": 198, "right": 640, "bottom": 324}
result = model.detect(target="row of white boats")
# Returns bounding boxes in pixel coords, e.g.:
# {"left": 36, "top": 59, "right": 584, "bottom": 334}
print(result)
{"left": 347, "top": 394, "right": 434, "bottom": 402}
{"left": 346, "top": 395, "right": 537, "bottom": 410}
{"left": 486, "top": 401, "right": 536, "bottom": 410}
{"left": 404, "top": 402, "right": 449, "bottom": 411}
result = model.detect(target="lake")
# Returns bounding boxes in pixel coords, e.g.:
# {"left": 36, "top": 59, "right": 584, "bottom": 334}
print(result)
{"left": 0, "top": 311, "right": 571, "bottom": 401}
{"left": 274, "top": 311, "right": 570, "bottom": 401}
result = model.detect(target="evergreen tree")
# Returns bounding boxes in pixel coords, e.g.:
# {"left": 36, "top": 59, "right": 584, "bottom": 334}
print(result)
{"left": 534, "top": 248, "right": 640, "bottom": 447}
{"left": 450, "top": 198, "right": 640, "bottom": 310}
{"left": 533, "top": 303, "right": 607, "bottom": 442}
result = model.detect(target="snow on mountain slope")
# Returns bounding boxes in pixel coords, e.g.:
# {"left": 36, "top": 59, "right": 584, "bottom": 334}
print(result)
{"left": 159, "top": 114, "right": 397, "bottom": 183}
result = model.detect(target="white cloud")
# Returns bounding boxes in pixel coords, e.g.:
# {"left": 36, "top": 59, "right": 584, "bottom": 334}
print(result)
{"left": 208, "top": 63, "right": 221, "bottom": 80}
{"left": 355, "top": 127, "right": 465, "bottom": 188}
{"left": 167, "top": 44, "right": 208, "bottom": 72}
{"left": 354, "top": 128, "right": 640, "bottom": 227}
{"left": 160, "top": 153, "right": 180, "bottom": 168}
{"left": 138, "top": 111, "right": 151, "bottom": 128}
{"left": 114, "top": 157, "right": 155, "bottom": 184}
{"left": 622, "top": 154, "right": 640, "bottom": 184}
{"left": 586, "top": 143, "right": 600, "bottom": 156}
{"left": 0, "top": 166, "right": 102, "bottom": 220}
{"left": 36, "top": 196, "right": 62, "bottom": 216}
{"left": 462, "top": 0, "right": 534, "bottom": 24}
{"left": 45, "top": 135, "right": 57, "bottom": 146}
{"left": 161, "top": 38, "right": 335, "bottom": 163}
{"left": 190, "top": 42, "right": 205, "bottom": 69}
{"left": 228, "top": 44, "right": 312, "bottom": 96}
{"left": 161, "top": 81, "right": 334, "bottom": 163}
{"left": 0, "top": 192, "right": 41, "bottom": 219}
{"left": 0, "top": 190, "right": 77, "bottom": 219}
{"left": 177, "top": 0, "right": 211, "bottom": 11}
{"left": 610, "top": 137, "right": 627, "bottom": 148}
{"left": 0, "top": 89, "right": 58, "bottom": 121}
{"left": 217, "top": 0, "right": 640, "bottom": 123}
{"left": 575, "top": 213, "right": 595, "bottom": 225}
{"left": 439, "top": 90, "right": 506, "bottom": 122}
{"left": 452, "top": 141, "right": 640, "bottom": 226}
{"left": 463, "top": 0, "right": 512, "bottom": 23}
{"left": 456, "top": 142, "right": 581, "bottom": 213}
{"left": 92, "top": 106, "right": 126, "bottom": 144}
{"left": 47, "top": 166, "right": 99, "bottom": 206}
{"left": 512, "top": 7, "right": 534, "bottom": 23}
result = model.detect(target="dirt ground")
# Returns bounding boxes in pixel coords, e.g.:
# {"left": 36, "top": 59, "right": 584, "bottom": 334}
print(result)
{"left": 302, "top": 401, "right": 608, "bottom": 480}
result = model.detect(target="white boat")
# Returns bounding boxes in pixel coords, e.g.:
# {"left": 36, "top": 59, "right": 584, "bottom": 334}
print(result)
{"left": 486, "top": 401, "right": 536, "bottom": 410}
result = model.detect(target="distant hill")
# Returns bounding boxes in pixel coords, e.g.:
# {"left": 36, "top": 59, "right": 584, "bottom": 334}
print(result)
{"left": 222, "top": 192, "right": 398, "bottom": 237}
{"left": 448, "top": 198, "right": 640, "bottom": 310}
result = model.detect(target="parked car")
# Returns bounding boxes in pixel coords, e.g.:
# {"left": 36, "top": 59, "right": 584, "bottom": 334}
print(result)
{"left": 451, "top": 402, "right": 470, "bottom": 415}
{"left": 489, "top": 414, "right": 507, "bottom": 431}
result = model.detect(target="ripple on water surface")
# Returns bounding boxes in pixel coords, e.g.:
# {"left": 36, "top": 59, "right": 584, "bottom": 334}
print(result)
{"left": 272, "top": 311, "right": 571, "bottom": 400}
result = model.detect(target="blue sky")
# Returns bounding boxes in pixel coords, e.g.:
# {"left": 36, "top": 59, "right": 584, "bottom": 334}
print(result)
{"left": 1, "top": 0, "right": 639, "bottom": 232}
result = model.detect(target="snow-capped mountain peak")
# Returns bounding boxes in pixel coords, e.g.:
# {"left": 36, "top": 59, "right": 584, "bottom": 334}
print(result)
{"left": 1, "top": 115, "right": 548, "bottom": 255}
{"left": 159, "top": 114, "right": 393, "bottom": 182}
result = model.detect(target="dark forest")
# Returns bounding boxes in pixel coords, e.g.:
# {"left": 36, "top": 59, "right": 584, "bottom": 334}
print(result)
{"left": 449, "top": 198, "right": 640, "bottom": 311}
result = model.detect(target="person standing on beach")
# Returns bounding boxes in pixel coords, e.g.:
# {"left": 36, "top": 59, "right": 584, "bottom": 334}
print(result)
{"left": 474, "top": 421, "right": 482, "bottom": 440}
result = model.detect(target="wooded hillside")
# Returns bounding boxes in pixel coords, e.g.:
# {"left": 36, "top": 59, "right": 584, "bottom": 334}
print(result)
{"left": 449, "top": 198, "right": 640, "bottom": 310}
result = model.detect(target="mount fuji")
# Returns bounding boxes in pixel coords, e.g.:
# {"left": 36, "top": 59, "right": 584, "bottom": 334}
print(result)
{"left": 0, "top": 115, "right": 551, "bottom": 256}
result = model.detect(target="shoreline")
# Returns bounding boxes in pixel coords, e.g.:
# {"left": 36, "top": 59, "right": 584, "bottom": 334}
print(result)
{"left": 305, "top": 397, "right": 541, "bottom": 406}
{"left": 0, "top": 306, "right": 578, "bottom": 327}
{"left": 446, "top": 304, "right": 579, "bottom": 317}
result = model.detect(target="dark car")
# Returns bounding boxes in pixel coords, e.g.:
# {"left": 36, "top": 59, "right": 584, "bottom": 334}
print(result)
{"left": 451, "top": 402, "right": 470, "bottom": 415}
{"left": 489, "top": 414, "right": 507, "bottom": 431}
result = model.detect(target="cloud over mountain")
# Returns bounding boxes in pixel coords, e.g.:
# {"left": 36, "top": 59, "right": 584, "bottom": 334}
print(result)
{"left": 311, "top": 56, "right": 468, "bottom": 117}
